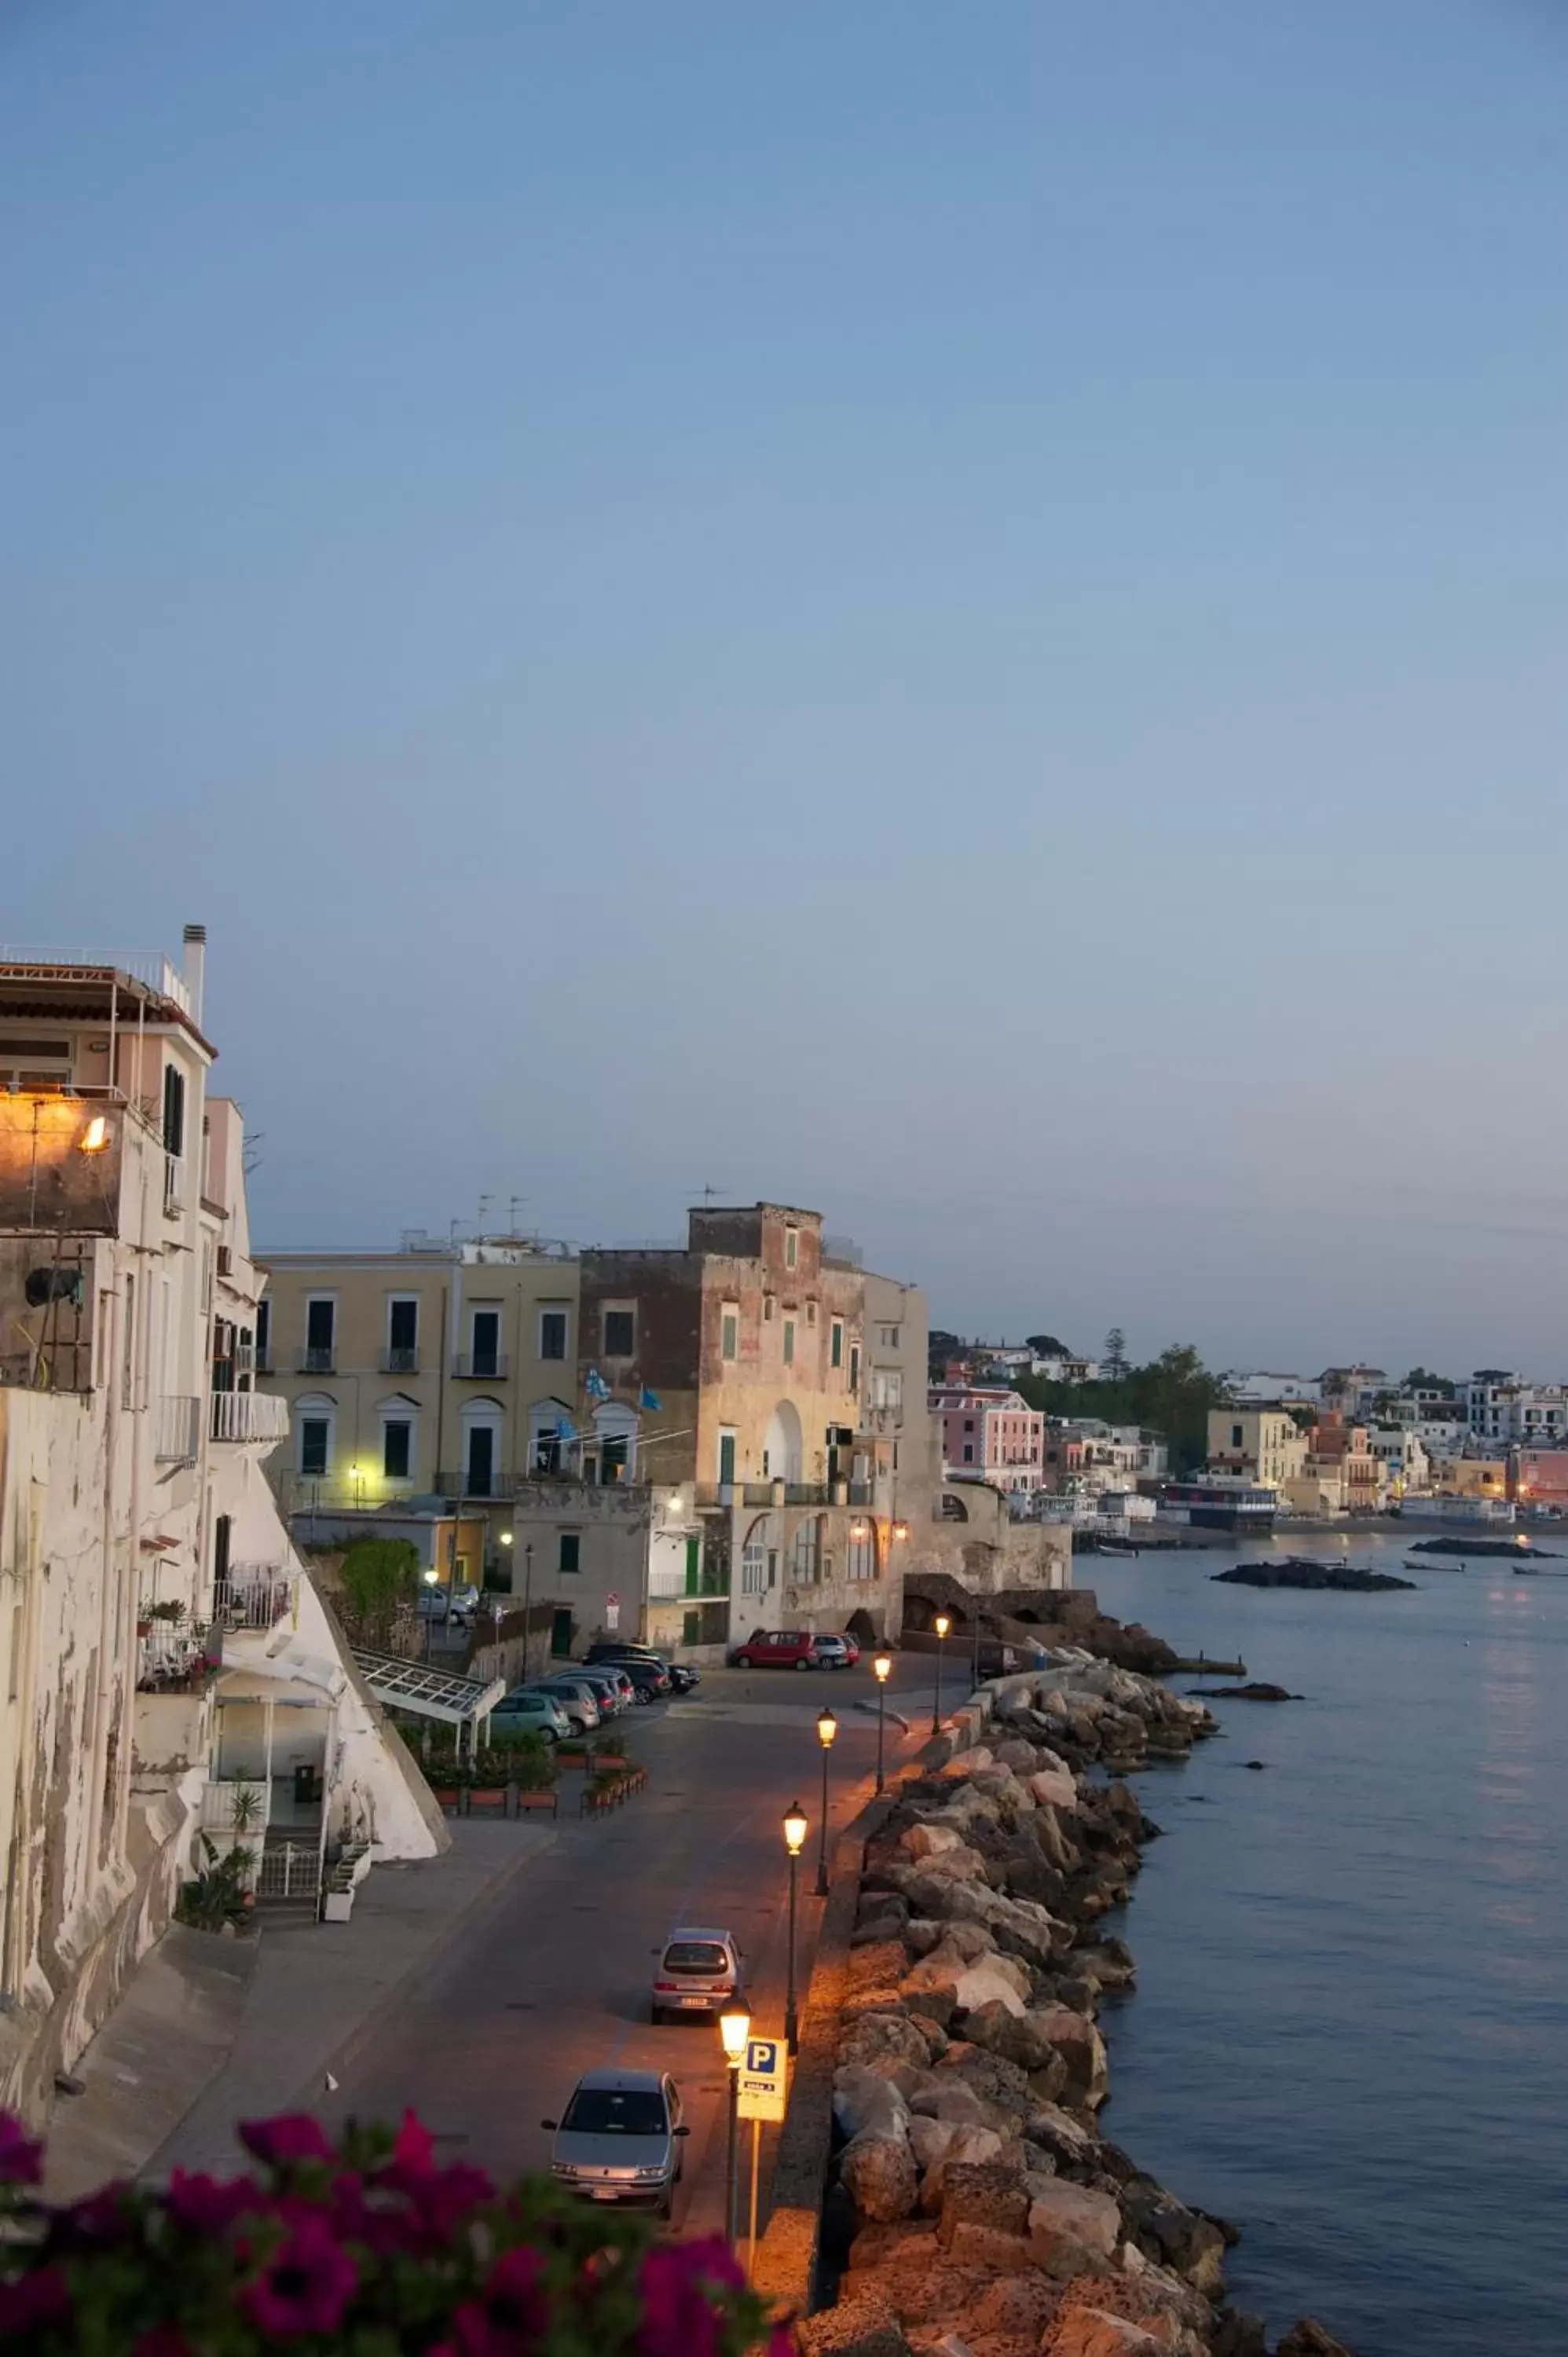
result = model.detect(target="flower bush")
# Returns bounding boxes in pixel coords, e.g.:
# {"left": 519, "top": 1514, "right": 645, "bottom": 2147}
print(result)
{"left": 0, "top": 2108, "right": 787, "bottom": 2354}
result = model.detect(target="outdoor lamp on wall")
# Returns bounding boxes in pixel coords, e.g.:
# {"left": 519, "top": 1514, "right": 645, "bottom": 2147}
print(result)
{"left": 499, "top": 1530, "right": 514, "bottom": 1548}
{"left": 78, "top": 1116, "right": 109, "bottom": 1154}
{"left": 892, "top": 1519, "right": 910, "bottom": 1542}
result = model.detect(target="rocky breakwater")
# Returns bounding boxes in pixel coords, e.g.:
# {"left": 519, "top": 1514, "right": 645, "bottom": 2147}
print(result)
{"left": 800, "top": 1660, "right": 1354, "bottom": 2357}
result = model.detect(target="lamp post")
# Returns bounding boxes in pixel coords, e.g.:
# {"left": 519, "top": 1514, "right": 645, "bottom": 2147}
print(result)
{"left": 719, "top": 2005, "right": 751, "bottom": 2246}
{"left": 521, "top": 1539, "right": 534, "bottom": 1677}
{"left": 422, "top": 1565, "right": 439, "bottom": 1662}
{"left": 873, "top": 1652, "right": 892, "bottom": 1793}
{"left": 931, "top": 1611, "right": 951, "bottom": 1733}
{"left": 782, "top": 1802, "right": 807, "bottom": 2051}
{"left": 815, "top": 1706, "right": 837, "bottom": 1897}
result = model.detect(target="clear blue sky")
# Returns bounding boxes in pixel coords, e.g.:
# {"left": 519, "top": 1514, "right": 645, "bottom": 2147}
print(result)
{"left": 5, "top": 2, "right": 1567, "bottom": 1374}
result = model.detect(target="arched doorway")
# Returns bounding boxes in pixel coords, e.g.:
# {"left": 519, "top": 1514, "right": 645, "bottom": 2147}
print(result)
{"left": 763, "top": 1400, "right": 804, "bottom": 1483}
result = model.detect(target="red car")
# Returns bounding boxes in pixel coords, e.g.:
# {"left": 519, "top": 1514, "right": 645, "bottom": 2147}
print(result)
{"left": 729, "top": 1629, "right": 827, "bottom": 1672}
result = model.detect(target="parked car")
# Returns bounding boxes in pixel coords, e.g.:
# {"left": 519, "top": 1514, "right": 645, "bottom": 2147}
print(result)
{"left": 585, "top": 1642, "right": 700, "bottom": 1694}
{"left": 542, "top": 2069, "right": 688, "bottom": 2216}
{"left": 819, "top": 1630, "right": 861, "bottom": 1667}
{"left": 811, "top": 1634, "right": 852, "bottom": 1670}
{"left": 487, "top": 1689, "right": 570, "bottom": 1743}
{"left": 562, "top": 1666, "right": 628, "bottom": 1717}
{"left": 650, "top": 1926, "right": 745, "bottom": 2024}
{"left": 529, "top": 1676, "right": 601, "bottom": 1734}
{"left": 617, "top": 1658, "right": 671, "bottom": 1703}
{"left": 417, "top": 1582, "right": 480, "bottom": 1626}
{"left": 729, "top": 1629, "right": 826, "bottom": 1672}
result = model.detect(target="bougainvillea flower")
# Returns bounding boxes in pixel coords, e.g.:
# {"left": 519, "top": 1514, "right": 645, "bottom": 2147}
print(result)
{"left": 238, "top": 2114, "right": 338, "bottom": 2168}
{"left": 0, "top": 2113, "right": 45, "bottom": 2187}
{"left": 166, "top": 2169, "right": 266, "bottom": 2234}
{"left": 242, "top": 2212, "right": 359, "bottom": 2337}
{"left": 0, "top": 2265, "right": 71, "bottom": 2332}
{"left": 450, "top": 2246, "right": 550, "bottom": 2356}
{"left": 636, "top": 2239, "right": 744, "bottom": 2357}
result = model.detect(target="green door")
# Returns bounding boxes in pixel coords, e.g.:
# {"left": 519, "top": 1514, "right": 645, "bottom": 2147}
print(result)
{"left": 683, "top": 1538, "right": 702, "bottom": 1597}
{"left": 718, "top": 1433, "right": 736, "bottom": 1486}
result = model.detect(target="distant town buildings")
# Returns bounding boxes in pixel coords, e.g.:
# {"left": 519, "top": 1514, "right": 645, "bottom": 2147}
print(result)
{"left": 930, "top": 1384, "right": 1046, "bottom": 1497}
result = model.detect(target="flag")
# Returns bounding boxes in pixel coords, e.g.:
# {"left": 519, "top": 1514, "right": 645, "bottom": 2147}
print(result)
{"left": 554, "top": 1416, "right": 577, "bottom": 1441}
{"left": 584, "top": 1369, "right": 611, "bottom": 1402}
{"left": 639, "top": 1386, "right": 662, "bottom": 1413}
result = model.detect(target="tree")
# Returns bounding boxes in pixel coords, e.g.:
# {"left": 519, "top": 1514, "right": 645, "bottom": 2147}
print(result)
{"left": 1014, "top": 1340, "right": 1222, "bottom": 1475}
{"left": 1024, "top": 1332, "right": 1072, "bottom": 1358}
{"left": 1102, "top": 1327, "right": 1128, "bottom": 1379}
{"left": 1403, "top": 1367, "right": 1456, "bottom": 1397}
{"left": 928, "top": 1329, "right": 965, "bottom": 1376}
{"left": 335, "top": 1537, "right": 420, "bottom": 1649}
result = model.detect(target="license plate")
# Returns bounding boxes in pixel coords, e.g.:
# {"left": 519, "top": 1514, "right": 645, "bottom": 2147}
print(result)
{"left": 678, "top": 1996, "right": 707, "bottom": 2007}
{"left": 590, "top": 2188, "right": 620, "bottom": 2201}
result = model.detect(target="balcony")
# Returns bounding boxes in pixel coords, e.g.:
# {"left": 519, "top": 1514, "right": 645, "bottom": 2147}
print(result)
{"left": 163, "top": 1149, "right": 185, "bottom": 1217}
{"left": 155, "top": 1395, "right": 202, "bottom": 1464}
{"left": 452, "top": 1352, "right": 508, "bottom": 1380}
{"left": 0, "top": 945, "right": 194, "bottom": 1017}
{"left": 296, "top": 1345, "right": 336, "bottom": 1375}
{"left": 214, "top": 1564, "right": 298, "bottom": 1632}
{"left": 434, "top": 1467, "right": 511, "bottom": 1500}
{"left": 380, "top": 1345, "right": 420, "bottom": 1374}
{"left": 211, "top": 1389, "right": 291, "bottom": 1446}
{"left": 647, "top": 1565, "right": 731, "bottom": 1602}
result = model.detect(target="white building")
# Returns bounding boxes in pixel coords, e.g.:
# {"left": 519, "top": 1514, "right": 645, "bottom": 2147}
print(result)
{"left": 0, "top": 937, "right": 440, "bottom": 2124}
{"left": 1460, "top": 1373, "right": 1568, "bottom": 1450}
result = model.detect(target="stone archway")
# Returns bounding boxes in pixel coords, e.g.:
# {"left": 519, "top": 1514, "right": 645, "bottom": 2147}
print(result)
{"left": 763, "top": 1399, "right": 804, "bottom": 1484}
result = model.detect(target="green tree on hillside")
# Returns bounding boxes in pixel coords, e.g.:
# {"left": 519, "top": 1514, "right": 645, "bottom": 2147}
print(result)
{"left": 1016, "top": 1343, "right": 1224, "bottom": 1476}
{"left": 335, "top": 1537, "right": 420, "bottom": 1648}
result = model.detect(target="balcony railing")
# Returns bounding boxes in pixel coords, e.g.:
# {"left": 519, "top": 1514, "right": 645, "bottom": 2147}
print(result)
{"left": 434, "top": 1467, "right": 511, "bottom": 1499}
{"left": 381, "top": 1345, "right": 420, "bottom": 1373}
{"left": 296, "top": 1345, "right": 335, "bottom": 1374}
{"left": 155, "top": 1395, "right": 202, "bottom": 1464}
{"left": 452, "top": 1352, "right": 508, "bottom": 1380}
{"left": 163, "top": 1150, "right": 185, "bottom": 1216}
{"left": 211, "top": 1389, "right": 291, "bottom": 1444}
{"left": 214, "top": 1565, "right": 297, "bottom": 1631}
{"left": 0, "top": 947, "right": 195, "bottom": 1016}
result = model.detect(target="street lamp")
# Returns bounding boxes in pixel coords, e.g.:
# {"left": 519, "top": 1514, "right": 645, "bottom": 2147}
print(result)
{"left": 932, "top": 1611, "right": 951, "bottom": 1732}
{"left": 782, "top": 1802, "right": 807, "bottom": 2051}
{"left": 422, "top": 1565, "right": 439, "bottom": 1662}
{"left": 719, "top": 2005, "right": 751, "bottom": 2246}
{"left": 873, "top": 1652, "right": 892, "bottom": 1793}
{"left": 815, "top": 1707, "right": 837, "bottom": 1897}
{"left": 521, "top": 1539, "right": 534, "bottom": 1677}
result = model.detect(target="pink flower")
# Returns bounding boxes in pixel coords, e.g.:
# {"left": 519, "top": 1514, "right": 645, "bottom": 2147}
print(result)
{"left": 242, "top": 2212, "right": 358, "bottom": 2337}
{"left": 238, "top": 2113, "right": 337, "bottom": 2169}
{"left": 451, "top": 2247, "right": 549, "bottom": 2355}
{"left": 0, "top": 2265, "right": 71, "bottom": 2333}
{"left": 0, "top": 2113, "right": 44, "bottom": 2187}
{"left": 393, "top": 2159, "right": 496, "bottom": 2239}
{"left": 165, "top": 2169, "right": 263, "bottom": 2233}
{"left": 637, "top": 2239, "right": 744, "bottom": 2357}
{"left": 391, "top": 2110, "right": 435, "bottom": 2175}
{"left": 135, "top": 2329, "right": 194, "bottom": 2357}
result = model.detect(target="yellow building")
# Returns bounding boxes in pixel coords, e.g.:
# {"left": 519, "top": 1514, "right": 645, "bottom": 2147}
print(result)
{"left": 1206, "top": 1407, "right": 1309, "bottom": 1494}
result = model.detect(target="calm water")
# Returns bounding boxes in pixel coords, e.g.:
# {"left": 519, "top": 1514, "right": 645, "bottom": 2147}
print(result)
{"left": 1083, "top": 1530, "right": 1568, "bottom": 2357}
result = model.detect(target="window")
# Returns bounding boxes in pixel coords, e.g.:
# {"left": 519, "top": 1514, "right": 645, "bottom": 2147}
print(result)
{"left": 387, "top": 1296, "right": 418, "bottom": 1369}
{"left": 255, "top": 1296, "right": 271, "bottom": 1369}
{"left": 741, "top": 1525, "right": 768, "bottom": 1595}
{"left": 764, "top": 1295, "right": 775, "bottom": 1323}
{"left": 162, "top": 1062, "right": 186, "bottom": 1158}
{"left": 785, "top": 1226, "right": 798, "bottom": 1269}
{"left": 721, "top": 1306, "right": 738, "bottom": 1361}
{"left": 539, "top": 1307, "right": 569, "bottom": 1361}
{"left": 871, "top": 1369, "right": 903, "bottom": 1413}
{"left": 603, "top": 1307, "right": 636, "bottom": 1358}
{"left": 830, "top": 1319, "right": 843, "bottom": 1370}
{"left": 782, "top": 1318, "right": 795, "bottom": 1367}
{"left": 300, "top": 1418, "right": 330, "bottom": 1478}
{"left": 383, "top": 1420, "right": 412, "bottom": 1479}
{"left": 559, "top": 1533, "right": 581, "bottom": 1574}
{"left": 305, "top": 1297, "right": 335, "bottom": 1371}
{"left": 846, "top": 1524, "right": 877, "bottom": 1582}
{"left": 963, "top": 1417, "right": 975, "bottom": 1433}
{"left": 1232, "top": 1424, "right": 1244, "bottom": 1449}
{"left": 470, "top": 1307, "right": 502, "bottom": 1377}
{"left": 718, "top": 1429, "right": 737, "bottom": 1486}
{"left": 877, "top": 1325, "right": 901, "bottom": 1350}
{"left": 806, "top": 1300, "right": 817, "bottom": 1327}
{"left": 848, "top": 1344, "right": 859, "bottom": 1391}
{"left": 962, "top": 1442, "right": 974, "bottom": 1463}
{"left": 122, "top": 1273, "right": 136, "bottom": 1407}
{"left": 792, "top": 1518, "right": 821, "bottom": 1583}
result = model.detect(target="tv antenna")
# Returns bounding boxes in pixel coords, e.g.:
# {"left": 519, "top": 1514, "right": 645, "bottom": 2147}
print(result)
{"left": 693, "top": 1182, "right": 727, "bottom": 1207}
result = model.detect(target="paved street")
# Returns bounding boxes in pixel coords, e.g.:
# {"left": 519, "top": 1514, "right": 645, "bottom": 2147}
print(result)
{"left": 313, "top": 1666, "right": 921, "bottom": 2237}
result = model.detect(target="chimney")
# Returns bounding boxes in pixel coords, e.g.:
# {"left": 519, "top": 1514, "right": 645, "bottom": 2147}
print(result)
{"left": 182, "top": 923, "right": 207, "bottom": 1023}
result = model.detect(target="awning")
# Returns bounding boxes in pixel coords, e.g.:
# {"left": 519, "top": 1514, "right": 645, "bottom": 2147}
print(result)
{"left": 350, "top": 1646, "right": 507, "bottom": 1728}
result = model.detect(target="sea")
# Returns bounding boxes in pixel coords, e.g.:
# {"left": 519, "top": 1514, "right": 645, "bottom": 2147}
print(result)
{"left": 1081, "top": 1528, "right": 1568, "bottom": 2357}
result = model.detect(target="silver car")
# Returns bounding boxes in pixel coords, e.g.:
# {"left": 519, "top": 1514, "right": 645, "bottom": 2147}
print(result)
{"left": 543, "top": 2068, "right": 687, "bottom": 2216}
{"left": 531, "top": 1676, "right": 602, "bottom": 1734}
{"left": 650, "top": 1926, "right": 745, "bottom": 2024}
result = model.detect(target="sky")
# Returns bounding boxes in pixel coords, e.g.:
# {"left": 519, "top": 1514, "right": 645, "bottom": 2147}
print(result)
{"left": 5, "top": 2, "right": 1568, "bottom": 1376}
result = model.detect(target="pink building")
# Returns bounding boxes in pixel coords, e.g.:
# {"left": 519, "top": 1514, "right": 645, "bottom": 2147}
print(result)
{"left": 929, "top": 1385, "right": 1046, "bottom": 1496}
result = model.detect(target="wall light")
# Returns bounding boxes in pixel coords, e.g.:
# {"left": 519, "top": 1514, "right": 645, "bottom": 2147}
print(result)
{"left": 78, "top": 1116, "right": 110, "bottom": 1154}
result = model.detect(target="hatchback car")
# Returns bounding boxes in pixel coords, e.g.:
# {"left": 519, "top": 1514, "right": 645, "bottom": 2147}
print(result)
{"left": 529, "top": 1676, "right": 601, "bottom": 1734}
{"left": 811, "top": 1634, "right": 852, "bottom": 1670}
{"left": 586, "top": 1643, "right": 700, "bottom": 1694}
{"left": 487, "top": 1689, "right": 570, "bottom": 1743}
{"left": 650, "top": 1927, "right": 745, "bottom": 2024}
{"left": 574, "top": 1667, "right": 634, "bottom": 1714}
{"left": 820, "top": 1630, "right": 861, "bottom": 1668}
{"left": 543, "top": 2069, "right": 688, "bottom": 2216}
{"left": 729, "top": 1629, "right": 825, "bottom": 1671}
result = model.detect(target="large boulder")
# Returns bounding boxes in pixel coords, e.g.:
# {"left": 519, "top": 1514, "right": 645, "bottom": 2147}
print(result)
{"left": 841, "top": 2128, "right": 920, "bottom": 2223}
{"left": 1039, "top": 2309, "right": 1168, "bottom": 2356}
{"left": 959, "top": 2003, "right": 1070, "bottom": 2098}
{"left": 899, "top": 1820, "right": 971, "bottom": 1862}
{"left": 1028, "top": 2181, "right": 1123, "bottom": 2266}
{"left": 797, "top": 2293, "right": 915, "bottom": 2357}
{"left": 841, "top": 2011, "right": 943, "bottom": 2075}
{"left": 938, "top": 2160, "right": 1032, "bottom": 2245}
{"left": 907, "top": 2116, "right": 1005, "bottom": 2178}
{"left": 936, "top": 2044, "right": 1034, "bottom": 2128}
{"left": 926, "top": 1879, "right": 1066, "bottom": 1970}
{"left": 1024, "top": 2101, "right": 1101, "bottom": 2174}
{"left": 1028, "top": 1764, "right": 1080, "bottom": 1812}
{"left": 1276, "top": 2322, "right": 1361, "bottom": 2357}
{"left": 834, "top": 2066, "right": 912, "bottom": 2143}
{"left": 962, "top": 2268, "right": 1062, "bottom": 2347}
{"left": 1121, "top": 2181, "right": 1227, "bottom": 2296}
{"left": 1029, "top": 2004, "right": 1109, "bottom": 2108}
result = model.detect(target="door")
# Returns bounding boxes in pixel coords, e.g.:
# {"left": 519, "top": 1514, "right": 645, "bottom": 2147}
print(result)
{"left": 466, "top": 1425, "right": 496, "bottom": 1497}
{"left": 718, "top": 1431, "right": 736, "bottom": 1486}
{"left": 212, "top": 1512, "right": 232, "bottom": 1587}
{"left": 551, "top": 1607, "right": 575, "bottom": 1656}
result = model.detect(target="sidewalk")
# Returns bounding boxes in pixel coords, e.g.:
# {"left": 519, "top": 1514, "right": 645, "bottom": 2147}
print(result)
{"left": 42, "top": 1821, "right": 552, "bottom": 2198}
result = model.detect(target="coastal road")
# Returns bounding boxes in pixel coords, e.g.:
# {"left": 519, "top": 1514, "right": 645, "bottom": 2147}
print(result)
{"left": 316, "top": 1666, "right": 921, "bottom": 2235}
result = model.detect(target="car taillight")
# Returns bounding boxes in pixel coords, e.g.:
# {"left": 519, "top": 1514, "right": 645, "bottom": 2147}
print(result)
{"left": 654, "top": 1981, "right": 679, "bottom": 1991}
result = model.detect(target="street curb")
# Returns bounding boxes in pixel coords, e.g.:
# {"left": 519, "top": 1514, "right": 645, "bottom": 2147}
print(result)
{"left": 288, "top": 1831, "right": 558, "bottom": 2111}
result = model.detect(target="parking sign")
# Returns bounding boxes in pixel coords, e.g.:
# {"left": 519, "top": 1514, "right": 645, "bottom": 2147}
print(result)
{"left": 737, "top": 2035, "right": 789, "bottom": 2123}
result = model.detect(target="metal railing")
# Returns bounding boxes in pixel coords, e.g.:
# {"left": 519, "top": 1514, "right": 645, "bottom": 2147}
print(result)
{"left": 434, "top": 1467, "right": 511, "bottom": 1499}
{"left": 210, "top": 1389, "right": 291, "bottom": 1444}
{"left": 155, "top": 1395, "right": 201, "bottom": 1464}
{"left": 163, "top": 1150, "right": 185, "bottom": 1215}
{"left": 380, "top": 1345, "right": 419, "bottom": 1373}
{"left": 0, "top": 948, "right": 194, "bottom": 1015}
{"left": 214, "top": 1566, "right": 297, "bottom": 1630}
{"left": 452, "top": 1352, "right": 509, "bottom": 1380}
{"left": 296, "top": 1344, "right": 335, "bottom": 1373}
{"left": 256, "top": 1842, "right": 321, "bottom": 1904}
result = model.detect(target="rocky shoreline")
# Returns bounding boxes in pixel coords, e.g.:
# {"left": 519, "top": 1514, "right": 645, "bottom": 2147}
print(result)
{"left": 799, "top": 1651, "right": 1354, "bottom": 2357}
{"left": 1212, "top": 1560, "right": 1414, "bottom": 1592}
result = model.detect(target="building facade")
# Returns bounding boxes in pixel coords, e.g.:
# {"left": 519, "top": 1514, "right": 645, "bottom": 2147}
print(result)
{"left": 1205, "top": 1407, "right": 1310, "bottom": 1496}
{"left": 930, "top": 1386, "right": 1046, "bottom": 1495}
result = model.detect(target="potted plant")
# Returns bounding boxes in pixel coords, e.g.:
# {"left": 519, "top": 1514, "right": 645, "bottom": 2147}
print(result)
{"left": 467, "top": 1751, "right": 509, "bottom": 1812}
{"left": 229, "top": 1783, "right": 265, "bottom": 1838}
